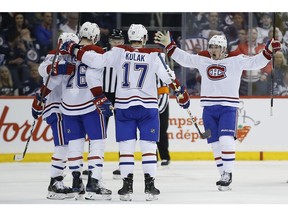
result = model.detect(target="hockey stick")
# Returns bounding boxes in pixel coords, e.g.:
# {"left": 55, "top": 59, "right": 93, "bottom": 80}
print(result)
{"left": 270, "top": 12, "right": 276, "bottom": 116}
{"left": 157, "top": 52, "right": 211, "bottom": 139}
{"left": 13, "top": 39, "right": 63, "bottom": 161}
{"left": 76, "top": 12, "right": 81, "bottom": 36}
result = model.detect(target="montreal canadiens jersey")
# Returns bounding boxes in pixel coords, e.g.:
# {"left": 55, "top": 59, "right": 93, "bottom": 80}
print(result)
{"left": 38, "top": 51, "right": 66, "bottom": 119}
{"left": 80, "top": 45, "right": 174, "bottom": 110}
{"left": 171, "top": 48, "right": 270, "bottom": 107}
{"left": 60, "top": 45, "right": 104, "bottom": 116}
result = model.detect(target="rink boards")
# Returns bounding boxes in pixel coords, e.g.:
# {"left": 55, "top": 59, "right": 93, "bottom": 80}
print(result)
{"left": 1, "top": 96, "right": 288, "bottom": 162}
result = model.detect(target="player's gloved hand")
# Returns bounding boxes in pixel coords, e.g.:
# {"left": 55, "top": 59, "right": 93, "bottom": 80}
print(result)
{"left": 154, "top": 31, "right": 177, "bottom": 55}
{"left": 60, "top": 40, "right": 80, "bottom": 56}
{"left": 49, "top": 61, "right": 75, "bottom": 76}
{"left": 166, "top": 67, "right": 176, "bottom": 80}
{"left": 263, "top": 38, "right": 281, "bottom": 59}
{"left": 31, "top": 93, "right": 46, "bottom": 119}
{"left": 93, "top": 94, "right": 113, "bottom": 118}
{"left": 175, "top": 86, "right": 190, "bottom": 109}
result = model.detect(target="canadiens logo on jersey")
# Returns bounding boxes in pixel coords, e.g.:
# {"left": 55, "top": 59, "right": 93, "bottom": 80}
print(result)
{"left": 207, "top": 64, "right": 227, "bottom": 80}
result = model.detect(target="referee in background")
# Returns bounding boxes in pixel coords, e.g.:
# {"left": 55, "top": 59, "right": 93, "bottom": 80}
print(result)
{"left": 156, "top": 76, "right": 171, "bottom": 166}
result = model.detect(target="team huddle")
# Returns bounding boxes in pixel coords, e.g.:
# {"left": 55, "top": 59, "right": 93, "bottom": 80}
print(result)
{"left": 31, "top": 20, "right": 281, "bottom": 201}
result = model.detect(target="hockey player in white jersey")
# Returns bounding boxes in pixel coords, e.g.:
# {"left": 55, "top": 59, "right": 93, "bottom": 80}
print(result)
{"left": 32, "top": 32, "right": 79, "bottom": 200}
{"left": 154, "top": 32, "right": 281, "bottom": 191}
{"left": 59, "top": 22, "right": 112, "bottom": 200}
{"left": 81, "top": 29, "right": 125, "bottom": 180}
{"left": 60, "top": 24, "right": 190, "bottom": 201}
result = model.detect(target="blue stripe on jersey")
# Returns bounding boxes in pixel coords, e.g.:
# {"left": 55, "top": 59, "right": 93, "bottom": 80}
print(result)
{"left": 142, "top": 160, "right": 157, "bottom": 164}
{"left": 222, "top": 158, "right": 235, "bottom": 161}
{"left": 61, "top": 103, "right": 94, "bottom": 111}
{"left": 69, "top": 165, "right": 83, "bottom": 170}
{"left": 116, "top": 99, "right": 158, "bottom": 104}
{"left": 43, "top": 105, "right": 60, "bottom": 115}
{"left": 119, "top": 162, "right": 135, "bottom": 165}
{"left": 52, "top": 165, "right": 65, "bottom": 170}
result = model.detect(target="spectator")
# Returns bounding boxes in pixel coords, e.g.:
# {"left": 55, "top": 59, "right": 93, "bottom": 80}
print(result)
{"left": 6, "top": 34, "right": 30, "bottom": 89}
{"left": 272, "top": 51, "right": 288, "bottom": 95}
{"left": 201, "top": 12, "right": 224, "bottom": 40}
{"left": 6, "top": 13, "right": 29, "bottom": 44}
{"left": 59, "top": 13, "right": 79, "bottom": 34}
{"left": 281, "top": 30, "right": 288, "bottom": 60}
{"left": 263, "top": 27, "right": 283, "bottom": 44}
{"left": 230, "top": 28, "right": 247, "bottom": 52}
{"left": 231, "top": 13, "right": 247, "bottom": 31}
{"left": 224, "top": 13, "right": 247, "bottom": 51}
{"left": 0, "top": 65, "right": 18, "bottom": 96}
{"left": 20, "top": 63, "right": 42, "bottom": 95}
{"left": 20, "top": 28, "right": 42, "bottom": 63}
{"left": 34, "top": 12, "right": 53, "bottom": 57}
{"left": 256, "top": 12, "right": 283, "bottom": 44}
{"left": 236, "top": 27, "right": 272, "bottom": 95}
{"left": 277, "top": 70, "right": 288, "bottom": 96}
{"left": 0, "top": 28, "right": 10, "bottom": 65}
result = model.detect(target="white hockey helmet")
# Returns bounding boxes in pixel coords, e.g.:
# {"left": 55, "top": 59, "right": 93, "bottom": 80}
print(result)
{"left": 208, "top": 35, "right": 227, "bottom": 49}
{"left": 58, "top": 32, "right": 80, "bottom": 44}
{"left": 128, "top": 24, "right": 148, "bottom": 45}
{"left": 79, "top": 21, "right": 100, "bottom": 44}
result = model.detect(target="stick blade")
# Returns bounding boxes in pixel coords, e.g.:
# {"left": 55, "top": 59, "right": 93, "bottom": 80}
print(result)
{"left": 200, "top": 129, "right": 211, "bottom": 139}
{"left": 13, "top": 154, "right": 24, "bottom": 161}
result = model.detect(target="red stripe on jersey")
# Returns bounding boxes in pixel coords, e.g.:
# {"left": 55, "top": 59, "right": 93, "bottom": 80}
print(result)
{"left": 222, "top": 151, "right": 235, "bottom": 154}
{"left": 120, "top": 154, "right": 134, "bottom": 158}
{"left": 68, "top": 156, "right": 83, "bottom": 161}
{"left": 142, "top": 153, "right": 157, "bottom": 156}
{"left": 88, "top": 156, "right": 102, "bottom": 160}
{"left": 116, "top": 45, "right": 162, "bottom": 54}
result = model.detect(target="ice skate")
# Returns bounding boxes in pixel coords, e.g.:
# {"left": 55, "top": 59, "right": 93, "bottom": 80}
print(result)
{"left": 113, "top": 169, "right": 121, "bottom": 180}
{"left": 46, "top": 176, "right": 74, "bottom": 200}
{"left": 218, "top": 172, "right": 232, "bottom": 191}
{"left": 72, "top": 171, "right": 85, "bottom": 200}
{"left": 85, "top": 176, "right": 112, "bottom": 200}
{"left": 118, "top": 173, "right": 133, "bottom": 201}
{"left": 216, "top": 173, "right": 223, "bottom": 186}
{"left": 144, "top": 173, "right": 160, "bottom": 201}
{"left": 160, "top": 160, "right": 170, "bottom": 166}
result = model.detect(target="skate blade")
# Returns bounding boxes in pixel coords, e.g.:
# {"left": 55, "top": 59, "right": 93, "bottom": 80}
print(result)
{"left": 46, "top": 192, "right": 66, "bottom": 200}
{"left": 113, "top": 175, "right": 121, "bottom": 180}
{"left": 73, "top": 192, "right": 85, "bottom": 200}
{"left": 218, "top": 186, "right": 232, "bottom": 191}
{"left": 85, "top": 192, "right": 112, "bottom": 200}
{"left": 65, "top": 193, "right": 76, "bottom": 199}
{"left": 119, "top": 193, "right": 132, "bottom": 201}
{"left": 145, "top": 193, "right": 159, "bottom": 201}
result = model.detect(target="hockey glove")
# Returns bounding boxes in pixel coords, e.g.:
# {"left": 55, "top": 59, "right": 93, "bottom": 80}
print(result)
{"left": 60, "top": 40, "right": 80, "bottom": 56}
{"left": 175, "top": 86, "right": 190, "bottom": 109}
{"left": 263, "top": 38, "right": 281, "bottom": 60}
{"left": 169, "top": 79, "right": 190, "bottom": 109}
{"left": 47, "top": 61, "right": 75, "bottom": 76}
{"left": 31, "top": 93, "right": 46, "bottom": 119}
{"left": 154, "top": 31, "right": 177, "bottom": 56}
{"left": 93, "top": 94, "right": 113, "bottom": 118}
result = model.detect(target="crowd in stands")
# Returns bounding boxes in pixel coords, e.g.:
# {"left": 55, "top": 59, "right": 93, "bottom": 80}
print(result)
{"left": 0, "top": 12, "right": 288, "bottom": 96}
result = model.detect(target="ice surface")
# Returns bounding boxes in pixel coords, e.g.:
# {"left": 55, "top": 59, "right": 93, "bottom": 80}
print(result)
{"left": 0, "top": 161, "right": 287, "bottom": 215}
